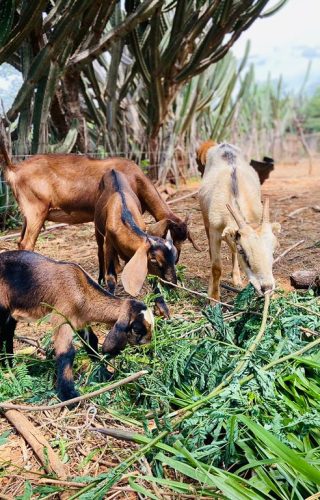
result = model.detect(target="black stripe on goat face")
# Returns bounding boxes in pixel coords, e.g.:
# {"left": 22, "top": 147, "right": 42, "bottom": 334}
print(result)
{"left": 147, "top": 237, "right": 177, "bottom": 284}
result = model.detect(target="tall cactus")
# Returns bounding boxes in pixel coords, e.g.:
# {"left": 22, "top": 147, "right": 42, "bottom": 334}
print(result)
{"left": 157, "top": 43, "right": 252, "bottom": 182}
{"left": 124, "top": 0, "right": 289, "bottom": 176}
{"left": 227, "top": 72, "right": 297, "bottom": 158}
{"left": 1, "top": 0, "right": 162, "bottom": 154}
{"left": 0, "top": 0, "right": 15, "bottom": 46}
{"left": 31, "top": 61, "right": 60, "bottom": 154}
{"left": 1, "top": 0, "right": 289, "bottom": 180}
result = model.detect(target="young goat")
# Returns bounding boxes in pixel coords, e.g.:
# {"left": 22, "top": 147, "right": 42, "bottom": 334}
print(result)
{"left": 0, "top": 250, "right": 154, "bottom": 401}
{"left": 0, "top": 138, "right": 198, "bottom": 257}
{"left": 94, "top": 170, "right": 177, "bottom": 318}
{"left": 199, "top": 143, "right": 281, "bottom": 300}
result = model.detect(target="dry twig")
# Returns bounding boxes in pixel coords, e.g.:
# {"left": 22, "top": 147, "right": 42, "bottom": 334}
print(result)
{"left": 287, "top": 206, "right": 309, "bottom": 218}
{"left": 273, "top": 239, "right": 305, "bottom": 264}
{"left": 301, "top": 327, "right": 320, "bottom": 337}
{"left": 0, "top": 370, "right": 148, "bottom": 411}
{"left": 15, "top": 335, "right": 46, "bottom": 356}
{"left": 158, "top": 277, "right": 233, "bottom": 309}
{"left": 0, "top": 223, "right": 68, "bottom": 242}
{"left": 3, "top": 410, "right": 67, "bottom": 478}
{"left": 167, "top": 190, "right": 198, "bottom": 205}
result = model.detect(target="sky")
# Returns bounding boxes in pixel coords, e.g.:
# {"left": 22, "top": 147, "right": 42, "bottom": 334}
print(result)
{"left": 232, "top": 0, "right": 320, "bottom": 93}
{"left": 1, "top": 0, "right": 320, "bottom": 110}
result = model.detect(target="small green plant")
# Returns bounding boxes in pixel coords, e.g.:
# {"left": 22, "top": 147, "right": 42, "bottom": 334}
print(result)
{"left": 140, "top": 159, "right": 150, "bottom": 174}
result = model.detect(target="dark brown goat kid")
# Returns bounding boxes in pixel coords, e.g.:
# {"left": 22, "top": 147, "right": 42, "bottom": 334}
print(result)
{"left": 0, "top": 251, "right": 154, "bottom": 402}
{"left": 95, "top": 170, "right": 177, "bottom": 318}
{"left": 0, "top": 139, "right": 198, "bottom": 258}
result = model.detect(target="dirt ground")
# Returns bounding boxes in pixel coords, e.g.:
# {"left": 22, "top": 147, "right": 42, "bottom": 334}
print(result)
{"left": 0, "top": 159, "right": 319, "bottom": 497}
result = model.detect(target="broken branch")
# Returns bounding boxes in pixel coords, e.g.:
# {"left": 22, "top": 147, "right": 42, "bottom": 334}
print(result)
{"left": 0, "top": 370, "right": 148, "bottom": 411}
{"left": 4, "top": 409, "right": 67, "bottom": 478}
{"left": 273, "top": 239, "right": 305, "bottom": 264}
{"left": 167, "top": 190, "right": 198, "bottom": 205}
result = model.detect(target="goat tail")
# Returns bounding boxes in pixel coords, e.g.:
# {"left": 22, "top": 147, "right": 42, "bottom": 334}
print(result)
{"left": 0, "top": 129, "right": 15, "bottom": 173}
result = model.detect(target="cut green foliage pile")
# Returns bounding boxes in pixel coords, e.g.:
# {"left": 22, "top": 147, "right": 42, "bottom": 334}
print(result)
{"left": 1, "top": 286, "right": 320, "bottom": 499}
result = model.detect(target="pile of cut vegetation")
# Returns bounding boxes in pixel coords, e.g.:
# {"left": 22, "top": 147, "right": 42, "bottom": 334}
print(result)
{"left": 1, "top": 286, "right": 320, "bottom": 499}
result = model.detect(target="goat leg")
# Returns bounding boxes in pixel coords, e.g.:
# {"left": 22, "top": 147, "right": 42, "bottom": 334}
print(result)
{"left": 153, "top": 283, "right": 170, "bottom": 319}
{"left": 95, "top": 227, "right": 106, "bottom": 285}
{"left": 208, "top": 230, "right": 222, "bottom": 301}
{"left": 0, "top": 308, "right": 16, "bottom": 367}
{"left": 103, "top": 244, "right": 118, "bottom": 294}
{"left": 54, "top": 324, "right": 79, "bottom": 405}
{"left": 77, "top": 327, "right": 99, "bottom": 361}
{"left": 19, "top": 208, "right": 49, "bottom": 251}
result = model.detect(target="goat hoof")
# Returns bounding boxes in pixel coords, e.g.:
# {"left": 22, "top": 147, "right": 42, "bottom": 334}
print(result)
{"left": 106, "top": 281, "right": 116, "bottom": 295}
{"left": 154, "top": 299, "right": 170, "bottom": 319}
{"left": 96, "top": 365, "right": 113, "bottom": 383}
{"left": 58, "top": 388, "right": 80, "bottom": 409}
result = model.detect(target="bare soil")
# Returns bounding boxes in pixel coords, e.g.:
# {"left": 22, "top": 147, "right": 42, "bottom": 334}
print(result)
{"left": 0, "top": 159, "right": 319, "bottom": 497}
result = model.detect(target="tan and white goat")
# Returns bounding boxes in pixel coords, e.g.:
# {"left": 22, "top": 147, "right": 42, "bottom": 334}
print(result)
{"left": 199, "top": 143, "right": 280, "bottom": 300}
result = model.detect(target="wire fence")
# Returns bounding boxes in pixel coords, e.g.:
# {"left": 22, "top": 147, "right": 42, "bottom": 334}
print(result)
{"left": 0, "top": 150, "right": 200, "bottom": 232}
{"left": 1, "top": 137, "right": 319, "bottom": 232}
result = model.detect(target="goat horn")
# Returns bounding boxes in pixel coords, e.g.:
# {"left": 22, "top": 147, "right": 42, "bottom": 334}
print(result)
{"left": 262, "top": 197, "right": 270, "bottom": 223}
{"left": 226, "top": 203, "right": 246, "bottom": 228}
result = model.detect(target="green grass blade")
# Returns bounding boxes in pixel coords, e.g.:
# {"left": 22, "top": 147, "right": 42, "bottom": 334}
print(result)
{"left": 128, "top": 478, "right": 159, "bottom": 500}
{"left": 239, "top": 415, "right": 320, "bottom": 485}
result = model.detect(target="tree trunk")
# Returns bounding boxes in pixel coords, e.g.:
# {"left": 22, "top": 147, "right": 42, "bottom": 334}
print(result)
{"left": 63, "top": 68, "right": 86, "bottom": 152}
{"left": 148, "top": 132, "right": 161, "bottom": 180}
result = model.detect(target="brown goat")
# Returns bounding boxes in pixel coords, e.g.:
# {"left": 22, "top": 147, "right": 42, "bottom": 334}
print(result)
{"left": 95, "top": 170, "right": 177, "bottom": 318}
{"left": 196, "top": 140, "right": 217, "bottom": 176}
{"left": 0, "top": 250, "right": 154, "bottom": 401}
{"left": 0, "top": 141, "right": 198, "bottom": 257}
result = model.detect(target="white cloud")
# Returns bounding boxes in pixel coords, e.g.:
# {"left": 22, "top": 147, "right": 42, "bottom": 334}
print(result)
{"left": 0, "top": 74, "right": 21, "bottom": 91}
{"left": 232, "top": 0, "right": 320, "bottom": 92}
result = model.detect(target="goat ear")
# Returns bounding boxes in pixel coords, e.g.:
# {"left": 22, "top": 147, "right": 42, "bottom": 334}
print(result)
{"left": 222, "top": 226, "right": 237, "bottom": 241}
{"left": 147, "top": 219, "right": 169, "bottom": 237}
{"left": 102, "top": 324, "right": 128, "bottom": 356}
{"left": 121, "top": 244, "right": 149, "bottom": 296}
{"left": 271, "top": 222, "right": 281, "bottom": 234}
